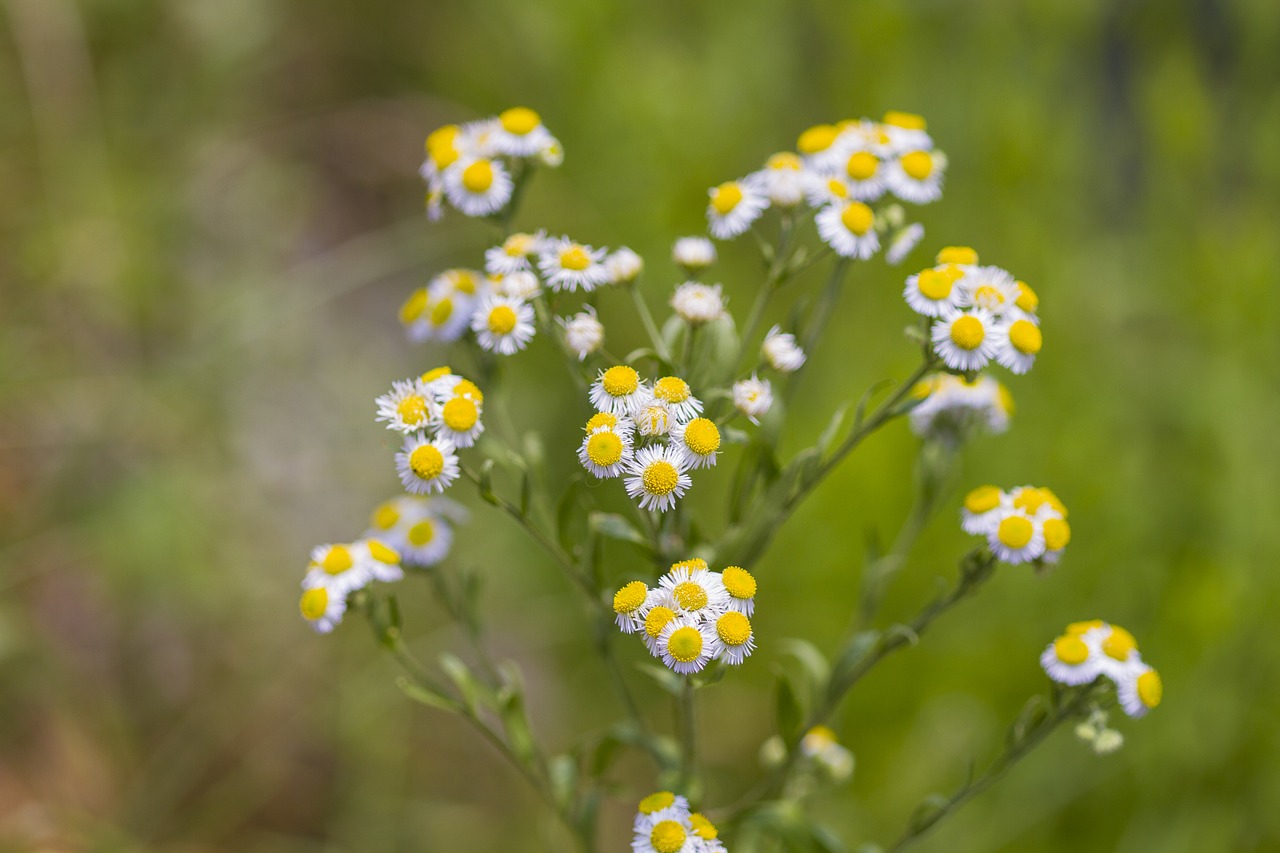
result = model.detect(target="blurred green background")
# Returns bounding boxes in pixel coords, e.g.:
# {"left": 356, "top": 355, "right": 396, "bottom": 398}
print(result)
{"left": 3, "top": 0, "right": 1279, "bottom": 850}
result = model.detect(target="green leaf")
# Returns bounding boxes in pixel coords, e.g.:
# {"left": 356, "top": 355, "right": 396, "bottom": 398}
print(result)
{"left": 439, "top": 652, "right": 486, "bottom": 713}
{"left": 590, "top": 512, "right": 651, "bottom": 551}
{"left": 548, "top": 754, "right": 576, "bottom": 812}
{"left": 777, "top": 638, "right": 831, "bottom": 701}
{"left": 817, "top": 403, "right": 851, "bottom": 454}
{"left": 497, "top": 664, "right": 537, "bottom": 766}
{"left": 519, "top": 467, "right": 532, "bottom": 518}
{"left": 396, "top": 676, "right": 460, "bottom": 713}
{"left": 1009, "top": 695, "right": 1049, "bottom": 747}
{"left": 774, "top": 672, "right": 804, "bottom": 741}
{"left": 478, "top": 458, "right": 499, "bottom": 506}
{"left": 634, "top": 662, "right": 683, "bottom": 696}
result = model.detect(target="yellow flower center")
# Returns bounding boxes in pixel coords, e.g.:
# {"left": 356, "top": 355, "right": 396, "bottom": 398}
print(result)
{"left": 721, "top": 566, "right": 756, "bottom": 599}
{"left": 797, "top": 124, "right": 838, "bottom": 154}
{"left": 504, "top": 233, "right": 534, "bottom": 256}
{"left": 996, "top": 516, "right": 1033, "bottom": 549}
{"left": 642, "top": 461, "right": 680, "bottom": 496}
{"left": 1103, "top": 626, "right": 1138, "bottom": 661}
{"left": 601, "top": 365, "right": 639, "bottom": 397}
{"left": 638, "top": 791, "right": 675, "bottom": 815}
{"left": 1012, "top": 488, "right": 1049, "bottom": 514}
{"left": 408, "top": 519, "right": 435, "bottom": 546}
{"left": 998, "top": 383, "right": 1015, "bottom": 414}
{"left": 409, "top": 445, "right": 445, "bottom": 480}
{"left": 841, "top": 202, "right": 874, "bottom": 235}
{"left": 936, "top": 245, "right": 978, "bottom": 266}
{"left": 1053, "top": 635, "right": 1089, "bottom": 665}
{"left": 1015, "top": 280, "right": 1038, "bottom": 312}
{"left": 586, "top": 432, "right": 623, "bottom": 466}
{"left": 826, "top": 178, "right": 849, "bottom": 200}
{"left": 911, "top": 377, "right": 938, "bottom": 399}
{"left": 461, "top": 160, "right": 495, "bottom": 193}
{"left": 673, "top": 581, "right": 708, "bottom": 611}
{"left": 321, "top": 545, "right": 353, "bottom": 575}
{"left": 1009, "top": 320, "right": 1042, "bottom": 355}
{"left": 585, "top": 412, "right": 618, "bottom": 432}
{"left": 499, "top": 106, "right": 541, "bottom": 135}
{"left": 442, "top": 396, "right": 478, "bottom": 431}
{"left": 422, "top": 366, "right": 451, "bottom": 382}
{"left": 371, "top": 502, "right": 399, "bottom": 530}
{"left": 653, "top": 376, "right": 691, "bottom": 403}
{"left": 716, "top": 611, "right": 752, "bottom": 646}
{"left": 613, "top": 581, "right": 648, "bottom": 614}
{"left": 949, "top": 315, "right": 985, "bottom": 350}
{"left": 300, "top": 587, "right": 329, "bottom": 620}
{"left": 689, "top": 813, "right": 718, "bottom": 840}
{"left": 682, "top": 418, "right": 721, "bottom": 456}
{"left": 367, "top": 539, "right": 400, "bottom": 564}
{"left": 1137, "top": 670, "right": 1162, "bottom": 708}
{"left": 1041, "top": 488, "right": 1067, "bottom": 517}
{"left": 667, "top": 627, "right": 703, "bottom": 663}
{"left": 400, "top": 288, "right": 427, "bottom": 323}
{"left": 767, "top": 152, "right": 801, "bottom": 171}
{"left": 972, "top": 285, "right": 1006, "bottom": 309}
{"left": 672, "top": 558, "right": 708, "bottom": 573}
{"left": 964, "top": 485, "right": 1002, "bottom": 514}
{"left": 487, "top": 304, "right": 518, "bottom": 335}
{"left": 397, "top": 394, "right": 429, "bottom": 425}
{"left": 883, "top": 110, "right": 926, "bottom": 130}
{"left": 650, "top": 820, "right": 688, "bottom": 853}
{"left": 711, "top": 182, "right": 743, "bottom": 215}
{"left": 645, "top": 606, "right": 676, "bottom": 638}
{"left": 1066, "top": 619, "right": 1104, "bottom": 636}
{"left": 916, "top": 269, "right": 953, "bottom": 300}
{"left": 426, "top": 124, "right": 460, "bottom": 168}
{"left": 846, "top": 151, "right": 879, "bottom": 181}
{"left": 900, "top": 150, "right": 934, "bottom": 180}
{"left": 560, "top": 245, "right": 591, "bottom": 271}
{"left": 448, "top": 269, "right": 477, "bottom": 294}
{"left": 453, "top": 379, "right": 483, "bottom": 402}
{"left": 806, "top": 725, "right": 837, "bottom": 746}
{"left": 1043, "top": 518, "right": 1071, "bottom": 550}
{"left": 429, "top": 297, "right": 454, "bottom": 326}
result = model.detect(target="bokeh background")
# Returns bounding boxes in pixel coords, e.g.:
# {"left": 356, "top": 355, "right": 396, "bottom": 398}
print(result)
{"left": 4, "top": 0, "right": 1279, "bottom": 850}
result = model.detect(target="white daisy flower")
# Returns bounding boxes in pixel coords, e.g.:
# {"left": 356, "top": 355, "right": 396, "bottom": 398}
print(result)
{"left": 624, "top": 444, "right": 692, "bottom": 512}
{"left": 395, "top": 434, "right": 460, "bottom": 495}
{"left": 1040, "top": 516, "right": 1072, "bottom": 565}
{"left": 605, "top": 246, "right": 644, "bottom": 284}
{"left": 816, "top": 200, "right": 880, "bottom": 259}
{"left": 669, "top": 417, "right": 720, "bottom": 470}
{"left": 492, "top": 270, "right": 541, "bottom": 300}
{"left": 706, "top": 180, "right": 769, "bottom": 240}
{"left": 670, "top": 281, "right": 726, "bottom": 325}
{"left": 958, "top": 265, "right": 1020, "bottom": 315}
{"left": 885, "top": 149, "right": 946, "bottom": 204}
{"left": 733, "top": 374, "right": 773, "bottom": 423}
{"left": 714, "top": 611, "right": 755, "bottom": 665}
{"left": 537, "top": 238, "right": 610, "bottom": 293}
{"left": 536, "top": 136, "right": 564, "bottom": 167}
{"left": 560, "top": 306, "right": 604, "bottom": 360}
{"left": 471, "top": 294, "right": 535, "bottom": 356}
{"left": 1115, "top": 663, "right": 1162, "bottom": 719}
{"left": 303, "top": 543, "right": 373, "bottom": 597}
{"left": 1095, "top": 623, "right": 1144, "bottom": 681}
{"left": 641, "top": 603, "right": 678, "bottom": 658}
{"left": 909, "top": 374, "right": 1012, "bottom": 443}
{"left": 885, "top": 223, "right": 925, "bottom": 265}
{"left": 442, "top": 156, "right": 514, "bottom": 218}
{"left": 404, "top": 272, "right": 480, "bottom": 343}
{"left": 389, "top": 504, "right": 455, "bottom": 567}
{"left": 796, "top": 123, "right": 843, "bottom": 171}
{"left": 633, "top": 813, "right": 698, "bottom": 853}
{"left": 931, "top": 308, "right": 996, "bottom": 372}
{"left": 903, "top": 266, "right": 965, "bottom": 318}
{"left": 959, "top": 484, "right": 1008, "bottom": 535}
{"left": 420, "top": 366, "right": 462, "bottom": 399}
{"left": 990, "top": 316, "right": 1043, "bottom": 374}
{"left": 589, "top": 365, "right": 647, "bottom": 416}
{"left": 375, "top": 378, "right": 438, "bottom": 434}
{"left": 658, "top": 618, "right": 717, "bottom": 675}
{"left": 485, "top": 231, "right": 547, "bottom": 275}
{"left": 672, "top": 236, "right": 717, "bottom": 271}
{"left": 747, "top": 152, "right": 807, "bottom": 207}
{"left": 635, "top": 402, "right": 674, "bottom": 437}
{"left": 719, "top": 565, "right": 757, "bottom": 616}
{"left": 612, "top": 580, "right": 650, "bottom": 633}
{"left": 658, "top": 562, "right": 729, "bottom": 623}
{"left": 802, "top": 173, "right": 852, "bottom": 208}
{"left": 1014, "top": 279, "right": 1040, "bottom": 316}
{"left": 421, "top": 124, "right": 464, "bottom": 182}
{"left": 763, "top": 325, "right": 806, "bottom": 372}
{"left": 1040, "top": 630, "right": 1107, "bottom": 686}
{"left": 299, "top": 585, "right": 346, "bottom": 634}
{"left": 436, "top": 393, "right": 485, "bottom": 448}
{"left": 633, "top": 791, "right": 693, "bottom": 835}
{"left": 839, "top": 149, "right": 888, "bottom": 201}
{"left": 583, "top": 410, "right": 634, "bottom": 435}
{"left": 351, "top": 538, "right": 404, "bottom": 584}
{"left": 647, "top": 376, "right": 702, "bottom": 422}
{"left": 578, "top": 424, "right": 633, "bottom": 479}
{"left": 936, "top": 245, "right": 979, "bottom": 267}
{"left": 491, "top": 106, "right": 554, "bottom": 157}
{"left": 688, "top": 813, "right": 726, "bottom": 853}
{"left": 880, "top": 111, "right": 934, "bottom": 154}
{"left": 986, "top": 507, "right": 1046, "bottom": 564}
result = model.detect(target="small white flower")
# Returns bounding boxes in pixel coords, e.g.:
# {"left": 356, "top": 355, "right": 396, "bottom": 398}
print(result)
{"left": 885, "top": 148, "right": 946, "bottom": 204}
{"left": 816, "top": 200, "right": 880, "bottom": 259}
{"left": 351, "top": 538, "right": 405, "bottom": 584}
{"left": 801, "top": 726, "right": 854, "bottom": 782}
{"left": 589, "top": 365, "right": 647, "bottom": 416}
{"left": 763, "top": 325, "right": 806, "bottom": 372}
{"left": 903, "top": 266, "right": 965, "bottom": 318}
{"left": 669, "top": 417, "right": 721, "bottom": 470}
{"left": 885, "top": 223, "right": 925, "bottom": 265}
{"left": 436, "top": 393, "right": 485, "bottom": 448}
{"left": 484, "top": 231, "right": 547, "bottom": 275}
{"left": 612, "top": 580, "right": 649, "bottom": 633}
{"left": 635, "top": 402, "right": 674, "bottom": 437}
{"left": 880, "top": 111, "right": 934, "bottom": 155}
{"left": 957, "top": 265, "right": 1020, "bottom": 314}
{"left": 658, "top": 562, "right": 730, "bottom": 623}
{"left": 706, "top": 180, "right": 769, "bottom": 240}
{"left": 910, "top": 374, "right": 1012, "bottom": 443}
{"left": 442, "top": 156, "right": 514, "bottom": 217}
{"left": 986, "top": 506, "right": 1046, "bottom": 564}
{"left": 471, "top": 294, "right": 536, "bottom": 356}
{"left": 658, "top": 618, "right": 717, "bottom": 675}
{"left": 492, "top": 270, "right": 541, "bottom": 300}
{"left": 633, "top": 791, "right": 693, "bottom": 836}
{"left": 1039, "top": 625, "right": 1108, "bottom": 686}
{"left": 990, "top": 316, "right": 1043, "bottom": 375}
{"left": 536, "top": 136, "right": 563, "bottom": 167}
{"left": 302, "top": 543, "right": 372, "bottom": 598}
{"left": 490, "top": 106, "right": 554, "bottom": 158}
{"left": 733, "top": 374, "right": 773, "bottom": 423}
{"left": 747, "top": 152, "right": 807, "bottom": 207}
{"left": 367, "top": 497, "right": 459, "bottom": 568}
{"left": 837, "top": 148, "right": 888, "bottom": 201}
{"left": 796, "top": 123, "right": 844, "bottom": 171}
{"left": 395, "top": 434, "right": 460, "bottom": 495}
{"left": 713, "top": 611, "right": 755, "bottom": 666}
{"left": 640, "top": 599, "right": 678, "bottom": 658}
{"left": 670, "top": 281, "right": 726, "bottom": 325}
{"left": 375, "top": 378, "right": 438, "bottom": 434}
{"left": 647, "top": 376, "right": 702, "bottom": 422}
{"left": 537, "top": 237, "right": 610, "bottom": 292}
{"left": 672, "top": 236, "right": 717, "bottom": 270}
{"left": 560, "top": 306, "right": 604, "bottom": 360}
{"left": 623, "top": 444, "right": 692, "bottom": 512}
{"left": 802, "top": 173, "right": 852, "bottom": 208}
{"left": 719, "top": 565, "right": 757, "bottom": 616}
{"left": 1115, "top": 662, "right": 1162, "bottom": 719}
{"left": 931, "top": 308, "right": 996, "bottom": 372}
{"left": 959, "top": 484, "right": 1009, "bottom": 536}
{"left": 578, "top": 425, "right": 633, "bottom": 479}
{"left": 299, "top": 585, "right": 346, "bottom": 633}
{"left": 605, "top": 246, "right": 643, "bottom": 284}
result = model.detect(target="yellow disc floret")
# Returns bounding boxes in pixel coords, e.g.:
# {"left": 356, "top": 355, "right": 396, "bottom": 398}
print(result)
{"left": 442, "top": 396, "right": 478, "bottom": 431}
{"left": 964, "top": 485, "right": 1002, "bottom": 514}
{"left": 716, "top": 612, "right": 752, "bottom": 646}
{"left": 586, "top": 431, "right": 623, "bottom": 467}
{"left": 1137, "top": 670, "right": 1162, "bottom": 709}
{"left": 721, "top": 566, "right": 756, "bottom": 600}
{"left": 667, "top": 626, "right": 703, "bottom": 663}
{"left": 397, "top": 394, "right": 430, "bottom": 426}
{"left": 613, "top": 581, "right": 648, "bottom": 614}
{"left": 797, "top": 124, "right": 838, "bottom": 154}
{"left": 1015, "top": 280, "right": 1039, "bottom": 312}
{"left": 371, "top": 501, "right": 399, "bottom": 530}
{"left": 682, "top": 418, "right": 721, "bottom": 456}
{"left": 711, "top": 182, "right": 743, "bottom": 215}
{"left": 673, "top": 581, "right": 709, "bottom": 611}
{"left": 601, "top": 365, "right": 639, "bottom": 397}
{"left": 421, "top": 366, "right": 451, "bottom": 383}
{"left": 1053, "top": 635, "right": 1090, "bottom": 665}
{"left": 645, "top": 606, "right": 676, "bottom": 638}
{"left": 917, "top": 269, "right": 953, "bottom": 300}
{"left": 642, "top": 461, "right": 679, "bottom": 496}
{"left": 1009, "top": 320, "right": 1042, "bottom": 355}
{"left": 487, "top": 305, "right": 518, "bottom": 336}
{"left": 429, "top": 297, "right": 454, "bottom": 326}
{"left": 503, "top": 233, "right": 535, "bottom": 256}
{"left": 461, "top": 160, "right": 494, "bottom": 193}
{"left": 841, "top": 201, "right": 874, "bottom": 235}
{"left": 1103, "top": 626, "right": 1138, "bottom": 661}
{"left": 321, "top": 545, "right": 353, "bottom": 574}
{"left": 883, "top": 110, "right": 927, "bottom": 130}
{"left": 767, "top": 152, "right": 802, "bottom": 171}
{"left": 936, "top": 246, "right": 978, "bottom": 266}
{"left": 499, "top": 106, "right": 541, "bottom": 135}
{"left": 300, "top": 587, "right": 329, "bottom": 620}
{"left": 559, "top": 244, "right": 591, "bottom": 271}
{"left": 1013, "top": 488, "right": 1049, "bottom": 514}
{"left": 409, "top": 445, "right": 445, "bottom": 480}
{"left": 1067, "top": 619, "right": 1104, "bottom": 636}
{"left": 1043, "top": 518, "right": 1071, "bottom": 551}
{"left": 949, "top": 315, "right": 985, "bottom": 350}
{"left": 400, "top": 288, "right": 427, "bottom": 324}
{"left": 452, "top": 379, "right": 483, "bottom": 402}
{"left": 585, "top": 412, "right": 619, "bottom": 432}
{"left": 638, "top": 791, "right": 675, "bottom": 815}
{"left": 426, "top": 124, "right": 460, "bottom": 168}
{"left": 997, "top": 516, "right": 1033, "bottom": 549}
{"left": 650, "top": 820, "right": 687, "bottom": 853}
{"left": 846, "top": 151, "right": 879, "bottom": 181}
{"left": 690, "top": 813, "right": 718, "bottom": 840}
{"left": 367, "top": 540, "right": 400, "bottom": 564}
{"left": 653, "top": 376, "right": 691, "bottom": 403}
{"left": 900, "top": 150, "right": 935, "bottom": 180}
{"left": 408, "top": 519, "right": 435, "bottom": 546}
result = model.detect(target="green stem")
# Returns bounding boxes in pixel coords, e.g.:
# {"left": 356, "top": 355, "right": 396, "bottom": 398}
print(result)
{"left": 678, "top": 675, "right": 697, "bottom": 791}
{"left": 629, "top": 282, "right": 673, "bottom": 362}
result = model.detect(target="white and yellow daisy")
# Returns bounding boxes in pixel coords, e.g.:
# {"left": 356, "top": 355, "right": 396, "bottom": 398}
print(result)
{"left": 796, "top": 123, "right": 843, "bottom": 171}
{"left": 395, "top": 434, "right": 460, "bottom": 495}
{"left": 589, "top": 365, "right": 647, "bottom": 416}
{"left": 352, "top": 538, "right": 404, "bottom": 584}
{"left": 714, "top": 611, "right": 755, "bottom": 666}
{"left": 840, "top": 148, "right": 888, "bottom": 201}
{"left": 492, "top": 270, "right": 541, "bottom": 300}
{"left": 605, "top": 246, "right": 643, "bottom": 284}
{"left": 303, "top": 543, "right": 372, "bottom": 596}
{"left": 635, "top": 402, "right": 674, "bottom": 437}
{"left": 670, "top": 281, "right": 726, "bottom": 325}
{"left": 420, "top": 366, "right": 462, "bottom": 400}
{"left": 613, "top": 580, "right": 649, "bottom": 633}
{"left": 471, "top": 294, "right": 535, "bottom": 356}
{"left": 1040, "top": 516, "right": 1072, "bottom": 565}
{"left": 885, "top": 222, "right": 925, "bottom": 265}
{"left": 1013, "top": 279, "right": 1039, "bottom": 318}
{"left": 719, "top": 565, "right": 757, "bottom": 616}
{"left": 642, "top": 604, "right": 679, "bottom": 658}
{"left": 801, "top": 173, "right": 852, "bottom": 209}
{"left": 959, "top": 484, "right": 1007, "bottom": 535}
{"left": 383, "top": 501, "right": 456, "bottom": 567}
{"left": 560, "top": 306, "right": 604, "bottom": 360}
{"left": 931, "top": 308, "right": 996, "bottom": 371}
{"left": 484, "top": 231, "right": 546, "bottom": 275}
{"left": 669, "top": 417, "right": 721, "bottom": 470}
{"left": 733, "top": 374, "right": 773, "bottom": 424}
{"left": 633, "top": 813, "right": 698, "bottom": 853}
{"left": 300, "top": 585, "right": 346, "bottom": 634}
{"left": 632, "top": 791, "right": 692, "bottom": 835}
{"left": 658, "top": 618, "right": 717, "bottom": 675}
{"left": 442, "top": 156, "right": 514, "bottom": 217}
{"left": 903, "top": 266, "right": 965, "bottom": 318}
{"left": 491, "top": 106, "right": 554, "bottom": 158}
{"left": 990, "top": 316, "right": 1043, "bottom": 374}
{"left": 688, "top": 813, "right": 727, "bottom": 853}
{"left": 936, "top": 245, "right": 979, "bottom": 267}
{"left": 672, "top": 236, "right": 716, "bottom": 271}
{"left": 909, "top": 374, "right": 1012, "bottom": 442}
{"left": 748, "top": 151, "right": 808, "bottom": 207}
{"left": 957, "top": 266, "right": 1019, "bottom": 315}
{"left": 577, "top": 424, "right": 633, "bottom": 479}
{"left": 880, "top": 111, "right": 933, "bottom": 154}
{"left": 1116, "top": 663, "right": 1162, "bottom": 719}
{"left": 436, "top": 393, "right": 485, "bottom": 448}
{"left": 816, "top": 200, "right": 880, "bottom": 259}
{"left": 648, "top": 376, "right": 702, "bottom": 422}
{"left": 886, "top": 148, "right": 946, "bottom": 204}
{"left": 1040, "top": 629, "right": 1107, "bottom": 686}
{"left": 583, "top": 410, "right": 633, "bottom": 435}
{"left": 763, "top": 325, "right": 806, "bottom": 373}
{"left": 659, "top": 561, "right": 729, "bottom": 622}
{"left": 624, "top": 445, "right": 692, "bottom": 512}
{"left": 375, "top": 378, "right": 438, "bottom": 434}
{"left": 986, "top": 507, "right": 1046, "bottom": 564}
{"left": 536, "top": 136, "right": 564, "bottom": 167}
{"left": 706, "top": 180, "right": 769, "bottom": 240}
{"left": 537, "top": 237, "right": 610, "bottom": 292}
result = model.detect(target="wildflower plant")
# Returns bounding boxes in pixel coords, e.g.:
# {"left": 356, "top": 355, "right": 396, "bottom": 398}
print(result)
{"left": 296, "top": 107, "right": 1160, "bottom": 851}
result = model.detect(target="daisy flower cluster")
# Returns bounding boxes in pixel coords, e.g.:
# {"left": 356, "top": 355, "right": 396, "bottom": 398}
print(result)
{"left": 612, "top": 559, "right": 758, "bottom": 674}
{"left": 903, "top": 246, "right": 1044, "bottom": 375}
{"left": 1041, "top": 620, "right": 1163, "bottom": 719}
{"left": 908, "top": 372, "right": 1013, "bottom": 444}
{"left": 375, "top": 367, "right": 484, "bottom": 495}
{"left": 632, "top": 791, "right": 726, "bottom": 853}
{"left": 961, "top": 484, "right": 1071, "bottom": 566}
{"left": 581, "top": 367, "right": 721, "bottom": 512}
{"left": 420, "top": 107, "right": 562, "bottom": 221}
{"left": 704, "top": 111, "right": 946, "bottom": 264}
